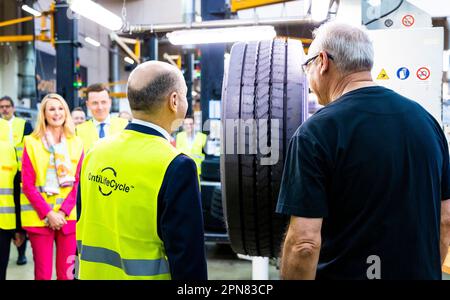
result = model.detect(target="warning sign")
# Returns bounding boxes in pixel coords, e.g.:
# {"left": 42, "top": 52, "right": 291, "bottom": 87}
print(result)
{"left": 416, "top": 67, "right": 430, "bottom": 80}
{"left": 402, "top": 15, "right": 415, "bottom": 27}
{"left": 396, "top": 67, "right": 410, "bottom": 80}
{"left": 377, "top": 69, "right": 389, "bottom": 80}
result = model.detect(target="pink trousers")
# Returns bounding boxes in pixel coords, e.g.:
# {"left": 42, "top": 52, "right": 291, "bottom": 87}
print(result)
{"left": 27, "top": 227, "right": 76, "bottom": 280}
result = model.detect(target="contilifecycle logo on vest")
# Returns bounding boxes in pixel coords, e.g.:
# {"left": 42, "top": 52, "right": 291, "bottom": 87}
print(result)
{"left": 88, "top": 167, "right": 134, "bottom": 196}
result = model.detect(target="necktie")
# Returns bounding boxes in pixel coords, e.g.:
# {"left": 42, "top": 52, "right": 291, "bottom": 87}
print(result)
{"left": 99, "top": 123, "right": 105, "bottom": 139}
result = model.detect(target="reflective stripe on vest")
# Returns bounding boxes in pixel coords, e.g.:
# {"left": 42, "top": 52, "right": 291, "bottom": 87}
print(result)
{"left": 21, "top": 198, "right": 65, "bottom": 211}
{"left": 0, "top": 188, "right": 13, "bottom": 195}
{"left": 77, "top": 241, "right": 170, "bottom": 277}
{"left": 0, "top": 207, "right": 15, "bottom": 214}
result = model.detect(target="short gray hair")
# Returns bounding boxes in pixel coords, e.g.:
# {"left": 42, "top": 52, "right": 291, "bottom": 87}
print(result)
{"left": 127, "top": 71, "right": 181, "bottom": 112}
{"left": 310, "top": 22, "right": 374, "bottom": 74}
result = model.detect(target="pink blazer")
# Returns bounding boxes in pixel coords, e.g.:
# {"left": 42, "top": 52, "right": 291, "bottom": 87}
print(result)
{"left": 21, "top": 146, "right": 84, "bottom": 236}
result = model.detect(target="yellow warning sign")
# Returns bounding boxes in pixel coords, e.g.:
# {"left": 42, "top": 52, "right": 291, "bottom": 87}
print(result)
{"left": 377, "top": 69, "right": 389, "bottom": 80}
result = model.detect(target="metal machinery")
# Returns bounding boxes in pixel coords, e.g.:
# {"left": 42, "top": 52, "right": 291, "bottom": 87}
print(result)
{"left": 0, "top": 0, "right": 81, "bottom": 109}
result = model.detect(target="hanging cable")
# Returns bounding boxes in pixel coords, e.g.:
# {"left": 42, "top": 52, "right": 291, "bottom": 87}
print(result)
{"left": 364, "top": 0, "right": 404, "bottom": 26}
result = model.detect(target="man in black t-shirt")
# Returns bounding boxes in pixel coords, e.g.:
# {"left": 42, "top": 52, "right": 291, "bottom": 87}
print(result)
{"left": 276, "top": 22, "right": 450, "bottom": 280}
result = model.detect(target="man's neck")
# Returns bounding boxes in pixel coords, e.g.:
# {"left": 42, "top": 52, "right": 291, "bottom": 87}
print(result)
{"left": 329, "top": 71, "right": 376, "bottom": 102}
{"left": 132, "top": 111, "right": 172, "bottom": 134}
{"left": 47, "top": 126, "right": 63, "bottom": 143}
{"left": 93, "top": 115, "right": 109, "bottom": 123}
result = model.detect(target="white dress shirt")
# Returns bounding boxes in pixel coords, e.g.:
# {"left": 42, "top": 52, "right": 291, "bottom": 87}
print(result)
{"left": 92, "top": 115, "right": 111, "bottom": 138}
{"left": 131, "top": 119, "right": 171, "bottom": 141}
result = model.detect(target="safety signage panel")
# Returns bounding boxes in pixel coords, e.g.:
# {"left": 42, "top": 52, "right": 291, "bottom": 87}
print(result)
{"left": 402, "top": 15, "right": 415, "bottom": 27}
{"left": 396, "top": 67, "right": 410, "bottom": 80}
{"left": 377, "top": 69, "right": 389, "bottom": 80}
{"left": 416, "top": 67, "right": 430, "bottom": 80}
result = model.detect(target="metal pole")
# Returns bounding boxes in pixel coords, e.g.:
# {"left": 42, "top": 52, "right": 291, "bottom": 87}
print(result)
{"left": 128, "top": 17, "right": 318, "bottom": 33}
{"left": 184, "top": 50, "right": 194, "bottom": 116}
{"left": 55, "top": 0, "right": 79, "bottom": 110}
{"left": 19, "top": 0, "right": 37, "bottom": 108}
{"left": 183, "top": 0, "right": 195, "bottom": 116}
{"left": 109, "top": 41, "right": 120, "bottom": 112}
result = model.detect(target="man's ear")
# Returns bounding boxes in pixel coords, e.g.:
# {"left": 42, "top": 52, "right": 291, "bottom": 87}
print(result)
{"left": 168, "top": 91, "right": 178, "bottom": 113}
{"left": 319, "top": 51, "right": 331, "bottom": 76}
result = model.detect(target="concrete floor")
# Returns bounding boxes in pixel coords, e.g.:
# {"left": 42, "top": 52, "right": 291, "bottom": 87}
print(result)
{"left": 4, "top": 241, "right": 449, "bottom": 280}
{"left": 5, "top": 241, "right": 280, "bottom": 280}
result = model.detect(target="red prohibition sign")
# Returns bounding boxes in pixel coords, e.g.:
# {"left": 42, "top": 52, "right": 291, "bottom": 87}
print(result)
{"left": 402, "top": 14, "right": 415, "bottom": 27}
{"left": 416, "top": 67, "right": 430, "bottom": 80}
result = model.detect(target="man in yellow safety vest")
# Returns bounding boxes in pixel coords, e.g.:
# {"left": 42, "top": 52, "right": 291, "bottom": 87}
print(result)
{"left": 76, "top": 61, "right": 207, "bottom": 280}
{"left": 0, "top": 95, "right": 33, "bottom": 266}
{"left": 76, "top": 84, "right": 128, "bottom": 151}
{"left": 176, "top": 116, "right": 207, "bottom": 176}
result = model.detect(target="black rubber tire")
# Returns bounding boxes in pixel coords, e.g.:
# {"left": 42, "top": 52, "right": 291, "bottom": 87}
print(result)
{"left": 221, "top": 38, "right": 308, "bottom": 257}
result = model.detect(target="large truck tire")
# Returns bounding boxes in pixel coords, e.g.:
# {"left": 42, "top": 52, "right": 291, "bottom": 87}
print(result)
{"left": 221, "top": 38, "right": 309, "bottom": 257}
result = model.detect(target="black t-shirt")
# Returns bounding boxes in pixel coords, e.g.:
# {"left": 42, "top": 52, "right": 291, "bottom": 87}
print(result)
{"left": 276, "top": 86, "right": 450, "bottom": 280}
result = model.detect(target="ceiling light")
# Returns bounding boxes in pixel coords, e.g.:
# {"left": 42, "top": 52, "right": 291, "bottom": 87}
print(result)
{"left": 124, "top": 56, "right": 135, "bottom": 65}
{"left": 21, "top": 4, "right": 41, "bottom": 17}
{"left": 84, "top": 37, "right": 101, "bottom": 47}
{"left": 167, "top": 26, "right": 276, "bottom": 45}
{"left": 311, "top": 0, "right": 329, "bottom": 21}
{"left": 70, "top": 0, "right": 123, "bottom": 31}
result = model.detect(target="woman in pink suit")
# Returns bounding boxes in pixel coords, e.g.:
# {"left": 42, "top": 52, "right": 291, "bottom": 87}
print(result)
{"left": 21, "top": 94, "right": 83, "bottom": 280}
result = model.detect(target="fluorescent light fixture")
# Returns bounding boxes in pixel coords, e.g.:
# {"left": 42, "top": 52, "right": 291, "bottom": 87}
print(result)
{"left": 70, "top": 0, "right": 123, "bottom": 31}
{"left": 444, "top": 50, "right": 449, "bottom": 73}
{"left": 311, "top": 0, "right": 329, "bottom": 21}
{"left": 21, "top": 4, "right": 41, "bottom": 17}
{"left": 167, "top": 26, "right": 276, "bottom": 45}
{"left": 124, "top": 56, "right": 135, "bottom": 65}
{"left": 84, "top": 37, "right": 101, "bottom": 47}
{"left": 367, "top": 0, "right": 381, "bottom": 7}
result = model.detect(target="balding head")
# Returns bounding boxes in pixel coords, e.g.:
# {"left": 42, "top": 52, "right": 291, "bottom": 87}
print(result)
{"left": 127, "top": 61, "right": 187, "bottom": 114}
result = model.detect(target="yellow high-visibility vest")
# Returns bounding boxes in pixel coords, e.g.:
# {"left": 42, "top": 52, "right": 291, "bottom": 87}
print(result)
{"left": 75, "top": 117, "right": 128, "bottom": 152}
{"left": 11, "top": 117, "right": 26, "bottom": 171}
{"left": 76, "top": 129, "right": 181, "bottom": 280}
{"left": 0, "top": 141, "right": 18, "bottom": 230}
{"left": 0, "top": 119, "right": 8, "bottom": 142}
{"left": 176, "top": 131, "right": 207, "bottom": 175}
{"left": 20, "top": 135, "right": 83, "bottom": 227}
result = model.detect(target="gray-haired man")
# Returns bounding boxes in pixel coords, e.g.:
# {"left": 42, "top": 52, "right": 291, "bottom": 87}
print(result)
{"left": 276, "top": 22, "right": 450, "bottom": 280}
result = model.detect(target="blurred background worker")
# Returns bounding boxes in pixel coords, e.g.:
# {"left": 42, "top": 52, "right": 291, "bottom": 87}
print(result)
{"left": 76, "top": 84, "right": 128, "bottom": 151}
{"left": 71, "top": 107, "right": 86, "bottom": 126}
{"left": 0, "top": 141, "right": 25, "bottom": 280}
{"left": 76, "top": 61, "right": 207, "bottom": 280}
{"left": 21, "top": 94, "right": 83, "bottom": 280}
{"left": 176, "top": 116, "right": 207, "bottom": 176}
{"left": 0, "top": 95, "right": 33, "bottom": 266}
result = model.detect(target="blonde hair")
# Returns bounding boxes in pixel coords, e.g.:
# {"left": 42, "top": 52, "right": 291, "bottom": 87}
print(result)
{"left": 32, "top": 93, "right": 75, "bottom": 138}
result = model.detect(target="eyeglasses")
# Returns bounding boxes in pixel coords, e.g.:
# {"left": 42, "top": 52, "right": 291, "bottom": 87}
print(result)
{"left": 301, "top": 52, "right": 334, "bottom": 73}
